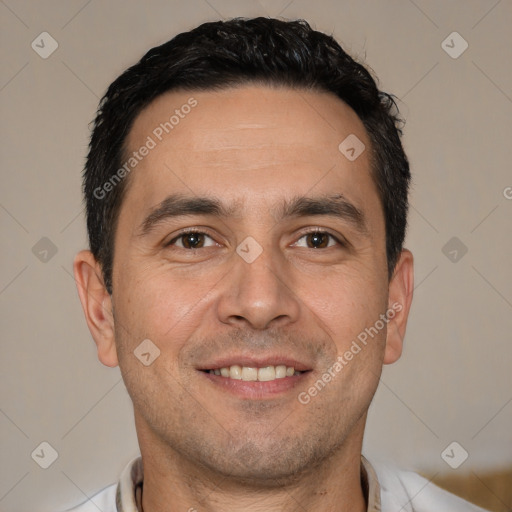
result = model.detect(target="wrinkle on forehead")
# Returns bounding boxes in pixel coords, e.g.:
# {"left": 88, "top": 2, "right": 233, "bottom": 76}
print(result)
{"left": 180, "top": 147, "right": 333, "bottom": 172}
{"left": 123, "top": 85, "right": 375, "bottom": 210}
{"left": 129, "top": 85, "right": 366, "bottom": 152}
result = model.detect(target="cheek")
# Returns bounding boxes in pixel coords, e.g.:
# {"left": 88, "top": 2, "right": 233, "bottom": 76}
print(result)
{"left": 300, "top": 265, "right": 387, "bottom": 348}
{"left": 113, "top": 264, "right": 217, "bottom": 353}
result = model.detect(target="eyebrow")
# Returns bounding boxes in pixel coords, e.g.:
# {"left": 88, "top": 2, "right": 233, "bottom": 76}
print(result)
{"left": 137, "top": 193, "right": 368, "bottom": 237}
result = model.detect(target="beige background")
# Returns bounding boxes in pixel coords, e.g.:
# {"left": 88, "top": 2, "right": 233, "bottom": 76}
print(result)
{"left": 1, "top": 1, "right": 511, "bottom": 511}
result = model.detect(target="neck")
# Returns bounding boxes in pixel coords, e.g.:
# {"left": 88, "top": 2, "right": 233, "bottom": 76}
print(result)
{"left": 136, "top": 415, "right": 368, "bottom": 512}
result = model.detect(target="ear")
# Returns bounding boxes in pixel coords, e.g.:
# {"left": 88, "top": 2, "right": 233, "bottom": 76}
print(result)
{"left": 73, "top": 250, "right": 118, "bottom": 367}
{"left": 383, "top": 249, "right": 414, "bottom": 365}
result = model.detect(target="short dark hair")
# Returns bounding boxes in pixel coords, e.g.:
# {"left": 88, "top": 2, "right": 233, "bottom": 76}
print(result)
{"left": 84, "top": 17, "right": 410, "bottom": 294}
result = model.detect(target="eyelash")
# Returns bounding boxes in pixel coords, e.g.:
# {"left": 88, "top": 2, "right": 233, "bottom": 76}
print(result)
{"left": 166, "top": 228, "right": 345, "bottom": 249}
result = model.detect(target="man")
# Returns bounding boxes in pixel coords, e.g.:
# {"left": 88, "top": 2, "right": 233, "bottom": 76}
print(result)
{"left": 70, "top": 17, "right": 487, "bottom": 512}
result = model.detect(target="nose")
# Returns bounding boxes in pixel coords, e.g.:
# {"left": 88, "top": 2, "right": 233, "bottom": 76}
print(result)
{"left": 216, "top": 242, "right": 301, "bottom": 330}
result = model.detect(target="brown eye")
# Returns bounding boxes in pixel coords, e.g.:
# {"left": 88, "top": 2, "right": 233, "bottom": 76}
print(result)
{"left": 168, "top": 231, "right": 216, "bottom": 249}
{"left": 306, "top": 232, "right": 330, "bottom": 248}
{"left": 181, "top": 232, "right": 204, "bottom": 248}
{"left": 294, "top": 231, "right": 339, "bottom": 249}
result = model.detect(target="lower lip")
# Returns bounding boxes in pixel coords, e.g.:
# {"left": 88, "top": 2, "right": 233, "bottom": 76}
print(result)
{"left": 199, "top": 371, "right": 311, "bottom": 399}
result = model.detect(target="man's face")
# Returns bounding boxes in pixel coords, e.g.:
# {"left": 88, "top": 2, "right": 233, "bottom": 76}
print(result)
{"left": 107, "top": 85, "right": 402, "bottom": 482}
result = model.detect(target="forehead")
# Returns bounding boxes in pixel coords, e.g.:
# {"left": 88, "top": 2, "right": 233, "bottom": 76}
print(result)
{"left": 121, "top": 85, "right": 380, "bottom": 225}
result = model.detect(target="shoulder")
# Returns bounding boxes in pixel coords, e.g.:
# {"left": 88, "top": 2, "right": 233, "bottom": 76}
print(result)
{"left": 62, "top": 483, "right": 117, "bottom": 512}
{"left": 371, "top": 461, "right": 490, "bottom": 512}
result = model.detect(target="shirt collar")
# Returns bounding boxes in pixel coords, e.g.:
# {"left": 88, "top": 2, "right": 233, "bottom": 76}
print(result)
{"left": 362, "top": 454, "right": 382, "bottom": 511}
{"left": 116, "top": 455, "right": 381, "bottom": 511}
{"left": 116, "top": 456, "right": 142, "bottom": 512}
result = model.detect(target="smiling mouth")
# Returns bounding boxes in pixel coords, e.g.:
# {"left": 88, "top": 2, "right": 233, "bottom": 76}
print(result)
{"left": 201, "top": 365, "right": 307, "bottom": 382}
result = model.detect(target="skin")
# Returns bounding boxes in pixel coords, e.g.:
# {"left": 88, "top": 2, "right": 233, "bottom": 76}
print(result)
{"left": 74, "top": 85, "right": 414, "bottom": 512}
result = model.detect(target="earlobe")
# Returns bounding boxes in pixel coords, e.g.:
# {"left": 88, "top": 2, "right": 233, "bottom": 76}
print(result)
{"left": 73, "top": 250, "right": 119, "bottom": 367}
{"left": 383, "top": 249, "right": 414, "bottom": 365}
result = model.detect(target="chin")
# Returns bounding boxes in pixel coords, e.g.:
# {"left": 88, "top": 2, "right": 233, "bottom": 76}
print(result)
{"left": 189, "top": 433, "right": 335, "bottom": 488}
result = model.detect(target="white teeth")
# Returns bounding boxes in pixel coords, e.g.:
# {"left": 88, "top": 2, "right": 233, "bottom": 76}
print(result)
{"left": 229, "top": 365, "right": 242, "bottom": 380}
{"left": 258, "top": 366, "right": 276, "bottom": 381}
{"left": 208, "top": 364, "right": 300, "bottom": 381}
{"left": 241, "top": 367, "right": 258, "bottom": 381}
{"left": 275, "top": 365, "right": 287, "bottom": 378}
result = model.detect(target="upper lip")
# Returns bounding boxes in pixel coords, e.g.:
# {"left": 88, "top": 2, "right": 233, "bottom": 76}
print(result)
{"left": 197, "top": 355, "right": 313, "bottom": 372}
